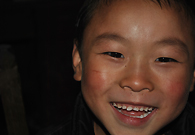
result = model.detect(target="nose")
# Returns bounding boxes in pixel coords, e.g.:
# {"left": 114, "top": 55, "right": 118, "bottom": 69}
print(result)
{"left": 119, "top": 62, "right": 154, "bottom": 92}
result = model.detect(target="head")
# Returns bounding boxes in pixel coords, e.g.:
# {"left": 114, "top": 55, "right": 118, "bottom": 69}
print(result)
{"left": 72, "top": 0, "right": 195, "bottom": 135}
{"left": 74, "top": 0, "right": 195, "bottom": 55}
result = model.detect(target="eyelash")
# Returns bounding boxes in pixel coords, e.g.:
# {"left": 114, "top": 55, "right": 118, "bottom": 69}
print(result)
{"left": 155, "top": 57, "right": 178, "bottom": 62}
{"left": 103, "top": 52, "right": 178, "bottom": 63}
{"left": 103, "top": 52, "right": 124, "bottom": 58}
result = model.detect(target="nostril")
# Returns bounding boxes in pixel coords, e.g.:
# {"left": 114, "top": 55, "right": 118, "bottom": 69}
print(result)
{"left": 119, "top": 73, "right": 154, "bottom": 92}
{"left": 122, "top": 86, "right": 152, "bottom": 92}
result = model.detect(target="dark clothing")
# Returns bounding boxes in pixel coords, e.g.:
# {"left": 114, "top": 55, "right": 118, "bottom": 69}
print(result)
{"left": 37, "top": 93, "right": 94, "bottom": 135}
{"left": 38, "top": 93, "right": 195, "bottom": 135}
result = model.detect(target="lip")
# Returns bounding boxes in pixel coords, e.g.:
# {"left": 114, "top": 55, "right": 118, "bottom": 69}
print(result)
{"left": 111, "top": 102, "right": 157, "bottom": 127}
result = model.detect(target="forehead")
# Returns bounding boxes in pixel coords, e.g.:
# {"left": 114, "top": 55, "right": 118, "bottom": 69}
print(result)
{"left": 86, "top": 0, "right": 190, "bottom": 33}
{"left": 82, "top": 0, "right": 194, "bottom": 54}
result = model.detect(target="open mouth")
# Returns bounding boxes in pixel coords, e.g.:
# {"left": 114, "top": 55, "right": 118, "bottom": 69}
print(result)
{"left": 112, "top": 102, "right": 156, "bottom": 119}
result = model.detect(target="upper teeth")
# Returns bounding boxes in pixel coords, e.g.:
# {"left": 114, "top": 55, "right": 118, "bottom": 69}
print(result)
{"left": 113, "top": 103, "right": 154, "bottom": 112}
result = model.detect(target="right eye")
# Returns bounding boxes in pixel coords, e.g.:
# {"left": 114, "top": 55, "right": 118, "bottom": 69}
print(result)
{"left": 155, "top": 57, "right": 178, "bottom": 62}
{"left": 103, "top": 52, "right": 124, "bottom": 58}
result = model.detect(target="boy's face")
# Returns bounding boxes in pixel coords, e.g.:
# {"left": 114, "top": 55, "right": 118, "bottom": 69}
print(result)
{"left": 73, "top": 0, "right": 195, "bottom": 135}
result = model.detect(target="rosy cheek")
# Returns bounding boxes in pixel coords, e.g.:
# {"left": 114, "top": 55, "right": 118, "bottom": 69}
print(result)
{"left": 82, "top": 69, "right": 109, "bottom": 94}
{"left": 165, "top": 81, "right": 189, "bottom": 104}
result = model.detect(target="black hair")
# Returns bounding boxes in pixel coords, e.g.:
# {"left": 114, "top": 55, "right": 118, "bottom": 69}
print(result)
{"left": 75, "top": 0, "right": 195, "bottom": 56}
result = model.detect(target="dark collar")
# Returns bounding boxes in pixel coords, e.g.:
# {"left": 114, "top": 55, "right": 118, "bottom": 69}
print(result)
{"left": 72, "top": 93, "right": 95, "bottom": 135}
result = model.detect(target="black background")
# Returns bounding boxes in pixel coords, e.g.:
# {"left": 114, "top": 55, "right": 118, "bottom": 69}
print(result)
{"left": 0, "top": 0, "right": 83, "bottom": 134}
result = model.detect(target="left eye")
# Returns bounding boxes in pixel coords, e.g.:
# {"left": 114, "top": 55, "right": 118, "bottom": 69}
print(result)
{"left": 103, "top": 52, "right": 124, "bottom": 58}
{"left": 155, "top": 57, "right": 178, "bottom": 62}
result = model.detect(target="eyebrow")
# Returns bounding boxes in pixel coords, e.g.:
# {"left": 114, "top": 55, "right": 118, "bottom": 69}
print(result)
{"left": 155, "top": 38, "right": 189, "bottom": 57}
{"left": 92, "top": 33, "right": 128, "bottom": 45}
{"left": 92, "top": 34, "right": 190, "bottom": 57}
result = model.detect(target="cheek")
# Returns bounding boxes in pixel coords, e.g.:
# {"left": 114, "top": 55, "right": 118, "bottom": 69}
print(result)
{"left": 158, "top": 67, "right": 192, "bottom": 101}
{"left": 81, "top": 67, "right": 115, "bottom": 111}
{"left": 81, "top": 58, "right": 118, "bottom": 96}
{"left": 163, "top": 76, "right": 191, "bottom": 108}
{"left": 81, "top": 65, "right": 114, "bottom": 101}
{"left": 83, "top": 70, "right": 107, "bottom": 91}
{"left": 168, "top": 82, "right": 189, "bottom": 100}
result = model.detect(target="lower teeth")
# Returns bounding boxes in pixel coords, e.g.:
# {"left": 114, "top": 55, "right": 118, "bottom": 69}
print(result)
{"left": 117, "top": 109, "right": 152, "bottom": 119}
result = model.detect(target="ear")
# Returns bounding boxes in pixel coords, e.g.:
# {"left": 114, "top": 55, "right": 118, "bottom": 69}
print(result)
{"left": 72, "top": 43, "right": 82, "bottom": 81}
{"left": 190, "top": 70, "right": 195, "bottom": 92}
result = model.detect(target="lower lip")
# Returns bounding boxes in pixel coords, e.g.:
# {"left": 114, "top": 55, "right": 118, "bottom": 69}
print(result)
{"left": 111, "top": 104, "right": 157, "bottom": 127}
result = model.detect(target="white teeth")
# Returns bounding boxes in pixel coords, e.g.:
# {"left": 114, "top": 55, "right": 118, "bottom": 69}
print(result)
{"left": 144, "top": 107, "right": 149, "bottom": 111}
{"left": 127, "top": 106, "right": 132, "bottom": 111}
{"left": 140, "top": 107, "right": 144, "bottom": 111}
{"left": 122, "top": 105, "right": 127, "bottom": 109}
{"left": 144, "top": 113, "right": 147, "bottom": 117}
{"left": 133, "top": 107, "right": 139, "bottom": 111}
{"left": 118, "top": 104, "right": 122, "bottom": 108}
{"left": 112, "top": 103, "right": 154, "bottom": 112}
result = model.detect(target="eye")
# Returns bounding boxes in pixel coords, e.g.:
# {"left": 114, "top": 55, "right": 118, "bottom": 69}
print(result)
{"left": 103, "top": 52, "right": 124, "bottom": 58}
{"left": 155, "top": 57, "right": 178, "bottom": 62}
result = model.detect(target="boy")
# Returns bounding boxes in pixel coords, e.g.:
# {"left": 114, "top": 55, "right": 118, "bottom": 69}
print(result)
{"left": 42, "top": 0, "right": 195, "bottom": 134}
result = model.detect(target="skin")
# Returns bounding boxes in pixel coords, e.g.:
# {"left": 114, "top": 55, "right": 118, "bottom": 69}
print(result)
{"left": 72, "top": 0, "right": 195, "bottom": 135}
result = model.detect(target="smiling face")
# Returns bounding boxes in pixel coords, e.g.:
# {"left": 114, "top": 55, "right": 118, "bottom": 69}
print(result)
{"left": 72, "top": 0, "right": 195, "bottom": 135}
